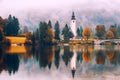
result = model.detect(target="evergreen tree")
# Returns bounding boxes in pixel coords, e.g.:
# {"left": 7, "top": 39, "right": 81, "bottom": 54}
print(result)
{"left": 39, "top": 22, "right": 48, "bottom": 43}
{"left": 54, "top": 21, "right": 60, "bottom": 40}
{"left": 35, "top": 28, "right": 40, "bottom": 40}
{"left": 39, "top": 21, "right": 54, "bottom": 45}
{"left": 76, "top": 27, "right": 80, "bottom": 37}
{"left": 62, "top": 24, "right": 73, "bottom": 40}
{"left": 80, "top": 26, "right": 83, "bottom": 37}
{"left": 48, "top": 20, "right": 52, "bottom": 28}
{"left": 117, "top": 26, "right": 120, "bottom": 37}
{"left": 5, "top": 15, "right": 20, "bottom": 36}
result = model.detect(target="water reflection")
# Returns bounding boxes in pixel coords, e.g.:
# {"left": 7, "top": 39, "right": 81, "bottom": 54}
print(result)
{"left": 0, "top": 45, "right": 120, "bottom": 79}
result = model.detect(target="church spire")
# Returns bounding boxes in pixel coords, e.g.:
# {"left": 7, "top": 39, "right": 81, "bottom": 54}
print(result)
{"left": 71, "top": 11, "right": 75, "bottom": 20}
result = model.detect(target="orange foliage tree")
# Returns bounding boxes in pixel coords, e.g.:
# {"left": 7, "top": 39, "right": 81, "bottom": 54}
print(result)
{"left": 106, "top": 30, "right": 114, "bottom": 39}
{"left": 82, "top": 27, "right": 92, "bottom": 41}
{"left": 44, "top": 27, "right": 55, "bottom": 44}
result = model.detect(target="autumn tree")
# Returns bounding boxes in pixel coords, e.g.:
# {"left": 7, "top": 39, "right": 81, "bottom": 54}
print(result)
{"left": 54, "top": 21, "right": 60, "bottom": 40}
{"left": 109, "top": 25, "right": 117, "bottom": 38}
{"left": 82, "top": 27, "right": 92, "bottom": 41}
{"left": 0, "top": 29, "right": 5, "bottom": 41}
{"left": 44, "top": 27, "right": 55, "bottom": 44}
{"left": 0, "top": 16, "right": 7, "bottom": 32}
{"left": 39, "top": 22, "right": 55, "bottom": 45}
{"left": 106, "top": 30, "right": 114, "bottom": 39}
{"left": 95, "top": 25, "right": 106, "bottom": 39}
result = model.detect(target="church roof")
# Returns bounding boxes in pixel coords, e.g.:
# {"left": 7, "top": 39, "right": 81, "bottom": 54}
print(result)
{"left": 71, "top": 12, "right": 76, "bottom": 20}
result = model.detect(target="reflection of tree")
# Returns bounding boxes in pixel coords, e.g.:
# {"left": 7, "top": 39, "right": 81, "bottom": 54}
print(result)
{"left": 4, "top": 54, "right": 19, "bottom": 75}
{"left": 117, "top": 51, "right": 120, "bottom": 65}
{"left": 0, "top": 46, "right": 11, "bottom": 74}
{"left": 54, "top": 46, "right": 60, "bottom": 69}
{"left": 77, "top": 52, "right": 82, "bottom": 63}
{"left": 82, "top": 46, "right": 91, "bottom": 62}
{"left": 106, "top": 50, "right": 117, "bottom": 65}
{"left": 95, "top": 50, "right": 105, "bottom": 65}
{"left": 62, "top": 46, "right": 72, "bottom": 66}
{"left": 38, "top": 46, "right": 54, "bottom": 69}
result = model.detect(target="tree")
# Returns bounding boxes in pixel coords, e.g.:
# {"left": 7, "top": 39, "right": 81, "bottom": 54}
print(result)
{"left": 109, "top": 25, "right": 117, "bottom": 38}
{"left": 48, "top": 20, "right": 52, "bottom": 28}
{"left": 95, "top": 25, "right": 106, "bottom": 39}
{"left": 54, "top": 21, "right": 60, "bottom": 40}
{"left": 35, "top": 28, "right": 39, "bottom": 40}
{"left": 5, "top": 15, "right": 20, "bottom": 36}
{"left": 82, "top": 27, "right": 92, "bottom": 41}
{"left": 117, "top": 26, "right": 120, "bottom": 38}
{"left": 0, "top": 29, "right": 4, "bottom": 41}
{"left": 39, "top": 22, "right": 48, "bottom": 44}
{"left": 44, "top": 27, "right": 55, "bottom": 44}
{"left": 76, "top": 27, "right": 80, "bottom": 37}
{"left": 62, "top": 24, "right": 73, "bottom": 40}
{"left": 39, "top": 22, "right": 54, "bottom": 45}
{"left": 23, "top": 26, "right": 29, "bottom": 33}
{"left": 26, "top": 32, "right": 33, "bottom": 40}
{"left": 0, "top": 16, "right": 7, "bottom": 32}
{"left": 79, "top": 26, "right": 83, "bottom": 37}
{"left": 106, "top": 30, "right": 114, "bottom": 39}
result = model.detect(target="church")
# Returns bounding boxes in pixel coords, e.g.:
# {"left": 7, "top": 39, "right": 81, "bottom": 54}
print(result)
{"left": 70, "top": 12, "right": 77, "bottom": 38}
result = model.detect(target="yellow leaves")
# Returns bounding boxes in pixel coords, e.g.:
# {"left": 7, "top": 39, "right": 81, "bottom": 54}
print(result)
{"left": 106, "top": 30, "right": 114, "bottom": 39}
{"left": 82, "top": 27, "right": 92, "bottom": 40}
{"left": 44, "top": 27, "right": 55, "bottom": 43}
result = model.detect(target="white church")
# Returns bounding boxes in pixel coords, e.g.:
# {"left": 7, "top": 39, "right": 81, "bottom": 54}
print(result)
{"left": 70, "top": 12, "right": 77, "bottom": 38}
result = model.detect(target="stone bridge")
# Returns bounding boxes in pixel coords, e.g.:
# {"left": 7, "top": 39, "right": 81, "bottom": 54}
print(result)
{"left": 94, "top": 39, "right": 120, "bottom": 45}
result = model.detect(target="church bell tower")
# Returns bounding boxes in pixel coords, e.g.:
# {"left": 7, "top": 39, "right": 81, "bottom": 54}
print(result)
{"left": 70, "top": 12, "right": 77, "bottom": 38}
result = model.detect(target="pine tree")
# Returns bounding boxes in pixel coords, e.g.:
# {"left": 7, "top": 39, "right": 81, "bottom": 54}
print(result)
{"left": 5, "top": 15, "right": 20, "bottom": 36}
{"left": 39, "top": 21, "right": 54, "bottom": 45}
{"left": 54, "top": 21, "right": 60, "bottom": 40}
{"left": 48, "top": 20, "right": 52, "bottom": 28}
{"left": 76, "top": 27, "right": 80, "bottom": 37}
{"left": 62, "top": 24, "right": 73, "bottom": 40}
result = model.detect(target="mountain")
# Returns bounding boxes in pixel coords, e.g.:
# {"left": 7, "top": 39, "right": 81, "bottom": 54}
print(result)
{"left": 15, "top": 8, "right": 120, "bottom": 31}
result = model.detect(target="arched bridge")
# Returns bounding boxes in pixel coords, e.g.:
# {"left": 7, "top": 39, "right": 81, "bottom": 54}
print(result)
{"left": 94, "top": 39, "right": 120, "bottom": 45}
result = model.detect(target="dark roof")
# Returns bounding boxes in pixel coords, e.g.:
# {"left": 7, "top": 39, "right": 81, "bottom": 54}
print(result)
{"left": 71, "top": 12, "right": 76, "bottom": 20}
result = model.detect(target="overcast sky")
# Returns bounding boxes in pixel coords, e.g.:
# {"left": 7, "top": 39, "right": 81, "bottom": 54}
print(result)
{"left": 0, "top": 0, "right": 120, "bottom": 17}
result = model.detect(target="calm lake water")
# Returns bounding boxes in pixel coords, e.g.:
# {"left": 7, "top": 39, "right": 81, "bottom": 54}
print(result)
{"left": 0, "top": 45, "right": 120, "bottom": 80}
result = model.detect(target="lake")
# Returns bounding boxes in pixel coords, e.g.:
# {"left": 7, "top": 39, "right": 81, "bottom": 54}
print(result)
{"left": 0, "top": 45, "right": 120, "bottom": 80}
